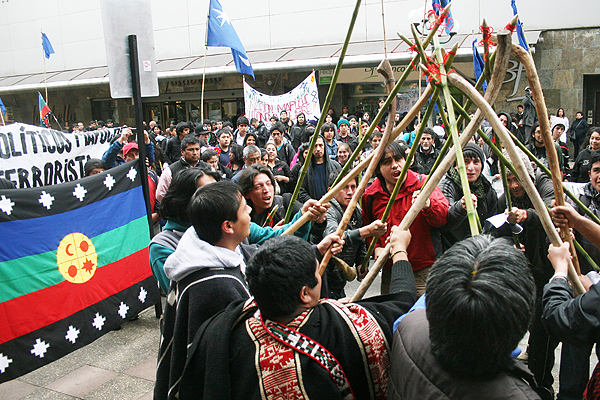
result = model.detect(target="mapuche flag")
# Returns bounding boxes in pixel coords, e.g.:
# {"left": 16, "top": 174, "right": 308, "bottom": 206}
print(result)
{"left": 38, "top": 92, "right": 51, "bottom": 128}
{"left": 0, "top": 160, "right": 160, "bottom": 382}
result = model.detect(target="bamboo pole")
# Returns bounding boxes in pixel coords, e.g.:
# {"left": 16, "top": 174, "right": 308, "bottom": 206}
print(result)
{"left": 282, "top": 86, "right": 434, "bottom": 236}
{"left": 283, "top": 0, "right": 364, "bottom": 224}
{"left": 429, "top": 21, "right": 480, "bottom": 237}
{"left": 350, "top": 27, "right": 513, "bottom": 302}
{"left": 355, "top": 44, "right": 458, "bottom": 275}
{"left": 505, "top": 127, "right": 600, "bottom": 226}
{"left": 358, "top": 86, "right": 442, "bottom": 275}
{"left": 434, "top": 96, "right": 481, "bottom": 233}
{"left": 328, "top": 4, "right": 452, "bottom": 191}
{"left": 447, "top": 72, "right": 585, "bottom": 295}
{"left": 508, "top": 43, "right": 581, "bottom": 275}
{"left": 317, "top": 60, "right": 397, "bottom": 275}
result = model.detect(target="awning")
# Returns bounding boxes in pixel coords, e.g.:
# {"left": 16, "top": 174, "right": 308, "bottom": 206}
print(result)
{"left": 0, "top": 31, "right": 541, "bottom": 94}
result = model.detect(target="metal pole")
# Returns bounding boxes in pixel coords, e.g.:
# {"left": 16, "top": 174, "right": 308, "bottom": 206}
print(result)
{"left": 128, "top": 34, "right": 154, "bottom": 238}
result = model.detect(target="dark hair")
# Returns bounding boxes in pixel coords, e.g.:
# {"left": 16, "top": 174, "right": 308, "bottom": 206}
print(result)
{"left": 176, "top": 122, "right": 191, "bottom": 135}
{"left": 426, "top": 235, "right": 535, "bottom": 380}
{"left": 180, "top": 134, "right": 200, "bottom": 150}
{"left": 229, "top": 144, "right": 244, "bottom": 168}
{"left": 160, "top": 164, "right": 220, "bottom": 223}
{"left": 583, "top": 127, "right": 600, "bottom": 151}
{"left": 371, "top": 130, "right": 383, "bottom": 139}
{"left": 237, "top": 116, "right": 249, "bottom": 126}
{"left": 245, "top": 235, "right": 318, "bottom": 319}
{"left": 422, "top": 127, "right": 435, "bottom": 138}
{"left": 297, "top": 142, "right": 311, "bottom": 164}
{"left": 188, "top": 180, "right": 242, "bottom": 245}
{"left": 238, "top": 164, "right": 275, "bottom": 199}
{"left": 217, "top": 128, "right": 232, "bottom": 139}
{"left": 243, "top": 132, "right": 258, "bottom": 147}
{"left": 556, "top": 108, "right": 565, "bottom": 117}
{"left": 200, "top": 149, "right": 218, "bottom": 162}
{"left": 250, "top": 118, "right": 258, "bottom": 124}
{"left": 374, "top": 141, "right": 406, "bottom": 185}
{"left": 84, "top": 158, "right": 107, "bottom": 176}
{"left": 327, "top": 169, "right": 356, "bottom": 188}
{"left": 530, "top": 123, "right": 540, "bottom": 137}
{"left": 270, "top": 122, "right": 285, "bottom": 135}
{"left": 321, "top": 122, "right": 336, "bottom": 133}
{"left": 591, "top": 149, "right": 600, "bottom": 166}
{"left": 223, "top": 121, "right": 234, "bottom": 129}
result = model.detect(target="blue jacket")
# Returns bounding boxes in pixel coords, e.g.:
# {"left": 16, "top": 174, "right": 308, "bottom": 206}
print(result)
{"left": 102, "top": 140, "right": 155, "bottom": 169}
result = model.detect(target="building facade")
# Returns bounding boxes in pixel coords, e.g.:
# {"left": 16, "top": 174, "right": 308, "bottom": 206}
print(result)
{"left": 1, "top": 0, "right": 599, "bottom": 129}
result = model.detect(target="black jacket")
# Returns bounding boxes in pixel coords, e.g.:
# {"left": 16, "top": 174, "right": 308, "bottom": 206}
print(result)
{"left": 496, "top": 170, "right": 555, "bottom": 286}
{"left": 324, "top": 198, "right": 366, "bottom": 291}
{"left": 438, "top": 173, "right": 499, "bottom": 251}
{"left": 413, "top": 145, "right": 440, "bottom": 175}
{"left": 571, "top": 146, "right": 595, "bottom": 183}
{"left": 543, "top": 278, "right": 600, "bottom": 349}
{"left": 298, "top": 157, "right": 341, "bottom": 203}
{"left": 290, "top": 122, "right": 308, "bottom": 151}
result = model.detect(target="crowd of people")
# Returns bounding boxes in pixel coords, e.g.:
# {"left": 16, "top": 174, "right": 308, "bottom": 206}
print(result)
{"left": 61, "top": 101, "right": 600, "bottom": 400}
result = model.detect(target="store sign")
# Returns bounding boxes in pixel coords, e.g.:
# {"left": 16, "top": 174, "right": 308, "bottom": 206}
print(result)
{"left": 244, "top": 71, "right": 321, "bottom": 122}
{"left": 0, "top": 124, "right": 120, "bottom": 188}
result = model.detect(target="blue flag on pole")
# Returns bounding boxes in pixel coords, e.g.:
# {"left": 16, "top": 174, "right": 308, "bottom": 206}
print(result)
{"left": 511, "top": 0, "right": 529, "bottom": 51}
{"left": 41, "top": 32, "right": 55, "bottom": 59}
{"left": 472, "top": 39, "right": 487, "bottom": 92}
{"left": 0, "top": 97, "right": 6, "bottom": 116}
{"left": 206, "top": 0, "right": 254, "bottom": 79}
{"left": 432, "top": 0, "right": 454, "bottom": 35}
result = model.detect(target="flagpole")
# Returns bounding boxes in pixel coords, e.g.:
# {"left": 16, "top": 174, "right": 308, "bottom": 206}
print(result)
{"left": 380, "top": 0, "right": 388, "bottom": 58}
{"left": 41, "top": 30, "right": 48, "bottom": 104}
{"left": 201, "top": 9, "right": 209, "bottom": 123}
{"left": 0, "top": 111, "right": 5, "bottom": 126}
{"left": 201, "top": 45, "right": 207, "bottom": 123}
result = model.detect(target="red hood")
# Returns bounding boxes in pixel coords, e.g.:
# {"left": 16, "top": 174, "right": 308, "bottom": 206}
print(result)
{"left": 364, "top": 170, "right": 422, "bottom": 198}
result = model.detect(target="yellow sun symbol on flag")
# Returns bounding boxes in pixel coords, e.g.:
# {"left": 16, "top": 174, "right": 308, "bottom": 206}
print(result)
{"left": 57, "top": 233, "right": 98, "bottom": 283}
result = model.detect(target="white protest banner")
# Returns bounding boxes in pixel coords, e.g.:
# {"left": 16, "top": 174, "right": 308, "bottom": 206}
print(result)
{"left": 0, "top": 123, "right": 121, "bottom": 188}
{"left": 244, "top": 71, "right": 321, "bottom": 123}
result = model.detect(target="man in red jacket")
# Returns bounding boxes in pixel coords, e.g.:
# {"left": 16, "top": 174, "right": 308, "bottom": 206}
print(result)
{"left": 363, "top": 141, "right": 448, "bottom": 295}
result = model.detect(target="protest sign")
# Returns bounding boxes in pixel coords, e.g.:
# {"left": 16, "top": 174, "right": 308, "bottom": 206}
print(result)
{"left": 0, "top": 124, "right": 121, "bottom": 188}
{"left": 244, "top": 71, "right": 321, "bottom": 123}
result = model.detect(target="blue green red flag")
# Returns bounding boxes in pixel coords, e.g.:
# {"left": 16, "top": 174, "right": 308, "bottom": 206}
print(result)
{"left": 0, "top": 160, "right": 160, "bottom": 383}
{"left": 38, "top": 92, "right": 51, "bottom": 128}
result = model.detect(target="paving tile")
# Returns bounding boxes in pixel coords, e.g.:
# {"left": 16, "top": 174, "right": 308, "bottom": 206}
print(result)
{"left": 136, "top": 389, "right": 154, "bottom": 400}
{"left": 21, "top": 388, "right": 78, "bottom": 400}
{"left": 45, "top": 365, "right": 118, "bottom": 398}
{"left": 84, "top": 374, "right": 155, "bottom": 400}
{"left": 124, "top": 356, "right": 157, "bottom": 381}
{"left": 18, "top": 354, "right": 84, "bottom": 387}
{"left": 0, "top": 379, "right": 39, "bottom": 399}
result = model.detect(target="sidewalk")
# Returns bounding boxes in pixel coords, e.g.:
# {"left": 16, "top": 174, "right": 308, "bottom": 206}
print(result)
{"left": 0, "top": 304, "right": 161, "bottom": 400}
{"left": 1, "top": 273, "right": 595, "bottom": 399}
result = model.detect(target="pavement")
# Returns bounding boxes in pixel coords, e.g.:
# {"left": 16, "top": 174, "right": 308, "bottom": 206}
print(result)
{"left": 0, "top": 271, "right": 596, "bottom": 399}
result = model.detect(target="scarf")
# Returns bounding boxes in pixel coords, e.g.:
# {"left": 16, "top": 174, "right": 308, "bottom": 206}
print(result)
{"left": 447, "top": 168, "right": 487, "bottom": 199}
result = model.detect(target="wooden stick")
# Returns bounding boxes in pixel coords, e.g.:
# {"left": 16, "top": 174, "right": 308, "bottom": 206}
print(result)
{"left": 509, "top": 43, "right": 581, "bottom": 275}
{"left": 284, "top": 0, "right": 364, "bottom": 224}
{"left": 329, "top": 7, "right": 451, "bottom": 191}
{"left": 318, "top": 60, "right": 397, "bottom": 275}
{"left": 282, "top": 85, "right": 434, "bottom": 236}
{"left": 350, "top": 27, "right": 513, "bottom": 302}
{"left": 447, "top": 72, "right": 585, "bottom": 295}
{"left": 359, "top": 86, "right": 442, "bottom": 275}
